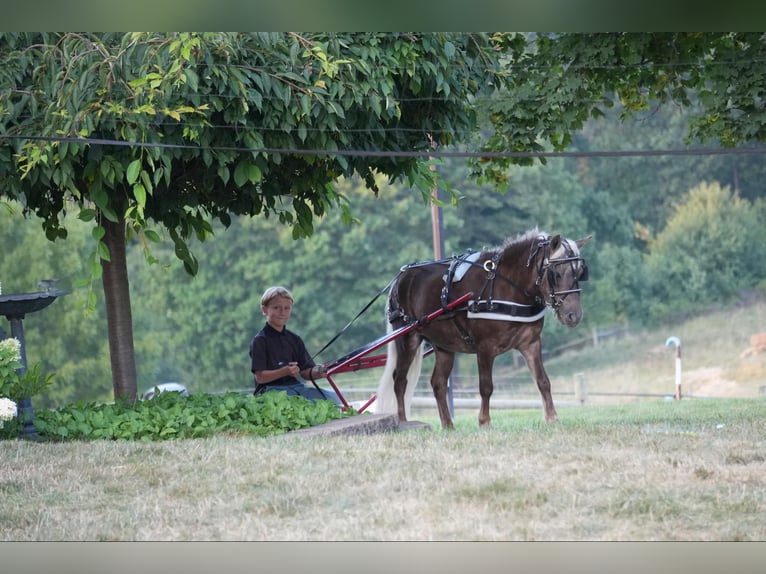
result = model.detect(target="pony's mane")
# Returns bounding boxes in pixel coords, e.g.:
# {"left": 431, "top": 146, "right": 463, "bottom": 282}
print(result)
{"left": 495, "top": 229, "right": 547, "bottom": 256}
{"left": 497, "top": 229, "right": 579, "bottom": 260}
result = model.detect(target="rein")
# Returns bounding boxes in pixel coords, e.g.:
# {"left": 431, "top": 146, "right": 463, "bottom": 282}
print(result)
{"left": 311, "top": 277, "right": 395, "bottom": 361}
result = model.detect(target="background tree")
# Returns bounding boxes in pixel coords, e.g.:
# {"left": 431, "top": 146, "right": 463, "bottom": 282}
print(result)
{"left": 0, "top": 204, "right": 112, "bottom": 404}
{"left": 644, "top": 182, "right": 766, "bottom": 322}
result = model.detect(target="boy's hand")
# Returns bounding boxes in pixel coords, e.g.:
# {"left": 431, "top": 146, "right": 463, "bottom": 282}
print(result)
{"left": 286, "top": 362, "right": 300, "bottom": 376}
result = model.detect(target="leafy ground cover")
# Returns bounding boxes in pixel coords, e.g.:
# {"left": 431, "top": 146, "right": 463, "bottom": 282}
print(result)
{"left": 0, "top": 391, "right": 349, "bottom": 441}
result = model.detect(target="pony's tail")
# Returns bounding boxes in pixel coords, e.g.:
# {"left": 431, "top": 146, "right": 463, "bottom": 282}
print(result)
{"left": 370, "top": 293, "right": 423, "bottom": 419}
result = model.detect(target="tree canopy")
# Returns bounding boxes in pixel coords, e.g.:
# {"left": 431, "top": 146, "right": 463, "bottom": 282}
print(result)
{"left": 475, "top": 33, "right": 766, "bottom": 184}
{"left": 0, "top": 32, "right": 519, "bottom": 400}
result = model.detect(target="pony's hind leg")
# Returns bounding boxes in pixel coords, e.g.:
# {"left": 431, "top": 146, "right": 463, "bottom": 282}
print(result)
{"left": 519, "top": 341, "right": 558, "bottom": 423}
{"left": 393, "top": 332, "right": 422, "bottom": 422}
{"left": 430, "top": 349, "right": 455, "bottom": 430}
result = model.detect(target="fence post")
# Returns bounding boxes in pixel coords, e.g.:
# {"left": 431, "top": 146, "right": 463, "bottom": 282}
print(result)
{"left": 574, "top": 372, "right": 588, "bottom": 405}
{"left": 665, "top": 336, "right": 682, "bottom": 400}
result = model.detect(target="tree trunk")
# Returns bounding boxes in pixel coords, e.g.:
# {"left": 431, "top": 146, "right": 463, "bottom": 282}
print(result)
{"left": 101, "top": 218, "right": 138, "bottom": 401}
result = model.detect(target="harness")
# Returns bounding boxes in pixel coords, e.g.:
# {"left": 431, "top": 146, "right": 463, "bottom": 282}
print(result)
{"left": 462, "top": 250, "right": 548, "bottom": 320}
{"left": 387, "top": 235, "right": 588, "bottom": 345}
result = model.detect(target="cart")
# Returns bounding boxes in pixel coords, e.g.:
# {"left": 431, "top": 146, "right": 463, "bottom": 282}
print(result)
{"left": 316, "top": 291, "right": 473, "bottom": 412}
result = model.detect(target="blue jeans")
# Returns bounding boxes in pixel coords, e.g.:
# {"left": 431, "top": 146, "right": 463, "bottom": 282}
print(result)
{"left": 255, "top": 382, "right": 343, "bottom": 405}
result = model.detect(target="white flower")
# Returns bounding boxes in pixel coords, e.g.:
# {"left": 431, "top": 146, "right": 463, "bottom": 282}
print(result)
{"left": 0, "top": 338, "right": 22, "bottom": 373}
{"left": 0, "top": 337, "right": 21, "bottom": 357}
{"left": 0, "top": 396, "right": 17, "bottom": 427}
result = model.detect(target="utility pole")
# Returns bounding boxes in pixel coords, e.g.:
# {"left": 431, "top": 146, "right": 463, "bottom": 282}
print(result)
{"left": 430, "top": 165, "right": 455, "bottom": 419}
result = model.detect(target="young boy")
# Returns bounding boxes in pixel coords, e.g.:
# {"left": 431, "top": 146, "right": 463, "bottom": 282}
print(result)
{"left": 249, "top": 286, "right": 341, "bottom": 405}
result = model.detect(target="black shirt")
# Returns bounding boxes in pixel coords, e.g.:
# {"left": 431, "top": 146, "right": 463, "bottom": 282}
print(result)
{"left": 249, "top": 323, "right": 315, "bottom": 387}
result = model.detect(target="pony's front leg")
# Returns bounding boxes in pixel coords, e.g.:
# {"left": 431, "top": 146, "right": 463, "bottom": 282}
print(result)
{"left": 519, "top": 341, "right": 558, "bottom": 423}
{"left": 477, "top": 352, "right": 496, "bottom": 427}
{"left": 430, "top": 350, "right": 455, "bottom": 430}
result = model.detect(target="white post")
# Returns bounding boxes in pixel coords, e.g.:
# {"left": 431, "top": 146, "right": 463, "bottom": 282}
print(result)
{"left": 665, "top": 336, "right": 682, "bottom": 400}
{"left": 574, "top": 372, "right": 587, "bottom": 405}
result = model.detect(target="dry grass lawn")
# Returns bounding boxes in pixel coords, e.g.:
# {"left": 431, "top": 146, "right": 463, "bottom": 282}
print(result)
{"left": 1, "top": 399, "right": 764, "bottom": 542}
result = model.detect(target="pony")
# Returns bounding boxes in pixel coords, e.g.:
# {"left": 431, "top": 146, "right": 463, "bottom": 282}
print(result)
{"left": 370, "top": 230, "right": 591, "bottom": 429}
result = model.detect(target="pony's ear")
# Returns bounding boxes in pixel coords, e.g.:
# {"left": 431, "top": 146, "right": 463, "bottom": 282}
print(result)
{"left": 550, "top": 234, "right": 562, "bottom": 251}
{"left": 576, "top": 235, "right": 593, "bottom": 249}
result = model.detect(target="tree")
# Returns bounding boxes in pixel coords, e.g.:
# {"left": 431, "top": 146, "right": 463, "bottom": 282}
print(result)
{"left": 644, "top": 182, "right": 766, "bottom": 322}
{"left": 0, "top": 32, "right": 516, "bottom": 401}
{"left": 475, "top": 33, "right": 766, "bottom": 186}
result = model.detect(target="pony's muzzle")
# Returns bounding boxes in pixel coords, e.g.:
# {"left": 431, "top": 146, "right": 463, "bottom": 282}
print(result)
{"left": 555, "top": 302, "right": 582, "bottom": 327}
{"left": 563, "top": 310, "right": 582, "bottom": 327}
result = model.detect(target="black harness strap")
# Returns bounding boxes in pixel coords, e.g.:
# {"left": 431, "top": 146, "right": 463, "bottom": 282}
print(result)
{"left": 468, "top": 251, "right": 503, "bottom": 312}
{"left": 468, "top": 299, "right": 546, "bottom": 318}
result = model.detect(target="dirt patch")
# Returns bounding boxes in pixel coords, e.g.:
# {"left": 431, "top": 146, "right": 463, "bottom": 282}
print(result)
{"left": 685, "top": 366, "right": 761, "bottom": 398}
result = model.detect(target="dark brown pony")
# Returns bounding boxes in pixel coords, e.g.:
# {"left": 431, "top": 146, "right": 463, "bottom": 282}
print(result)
{"left": 371, "top": 230, "right": 591, "bottom": 429}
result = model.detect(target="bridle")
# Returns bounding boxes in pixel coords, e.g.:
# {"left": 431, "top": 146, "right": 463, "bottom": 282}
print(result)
{"left": 528, "top": 236, "right": 589, "bottom": 311}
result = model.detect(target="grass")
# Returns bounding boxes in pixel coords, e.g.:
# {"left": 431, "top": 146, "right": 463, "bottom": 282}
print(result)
{"left": 2, "top": 301, "right": 764, "bottom": 541}
{"left": 1, "top": 398, "right": 764, "bottom": 541}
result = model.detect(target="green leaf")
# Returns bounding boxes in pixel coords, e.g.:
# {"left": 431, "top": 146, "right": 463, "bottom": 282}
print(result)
{"left": 133, "top": 183, "right": 146, "bottom": 207}
{"left": 185, "top": 68, "right": 199, "bottom": 91}
{"left": 233, "top": 161, "right": 248, "bottom": 187}
{"left": 91, "top": 188, "right": 109, "bottom": 212}
{"left": 126, "top": 159, "right": 141, "bottom": 184}
{"left": 144, "top": 229, "right": 161, "bottom": 243}
{"left": 247, "top": 164, "right": 262, "bottom": 183}
{"left": 78, "top": 209, "right": 97, "bottom": 222}
{"left": 140, "top": 170, "right": 153, "bottom": 195}
{"left": 217, "top": 164, "right": 230, "bottom": 186}
{"left": 97, "top": 240, "right": 111, "bottom": 262}
{"left": 100, "top": 206, "right": 119, "bottom": 223}
{"left": 92, "top": 225, "right": 106, "bottom": 241}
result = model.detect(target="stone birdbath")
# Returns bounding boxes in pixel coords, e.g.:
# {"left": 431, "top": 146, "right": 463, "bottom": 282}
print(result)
{"left": 0, "top": 289, "right": 67, "bottom": 438}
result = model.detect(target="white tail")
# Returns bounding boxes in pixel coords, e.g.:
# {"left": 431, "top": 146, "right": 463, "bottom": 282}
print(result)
{"left": 370, "top": 303, "right": 424, "bottom": 419}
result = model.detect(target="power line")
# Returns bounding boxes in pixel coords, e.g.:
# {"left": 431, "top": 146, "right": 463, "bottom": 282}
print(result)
{"left": 4, "top": 134, "right": 766, "bottom": 159}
